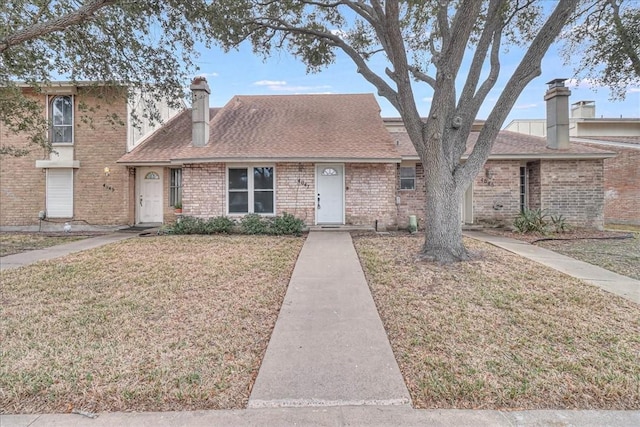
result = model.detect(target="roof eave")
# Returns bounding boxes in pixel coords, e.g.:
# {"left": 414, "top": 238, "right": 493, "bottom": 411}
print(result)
{"left": 171, "top": 156, "right": 401, "bottom": 164}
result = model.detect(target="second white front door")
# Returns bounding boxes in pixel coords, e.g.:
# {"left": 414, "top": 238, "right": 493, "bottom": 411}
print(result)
{"left": 137, "top": 167, "right": 163, "bottom": 223}
{"left": 316, "top": 164, "right": 344, "bottom": 224}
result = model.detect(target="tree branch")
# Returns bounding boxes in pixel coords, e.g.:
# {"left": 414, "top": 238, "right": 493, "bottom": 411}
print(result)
{"left": 0, "top": 0, "right": 117, "bottom": 54}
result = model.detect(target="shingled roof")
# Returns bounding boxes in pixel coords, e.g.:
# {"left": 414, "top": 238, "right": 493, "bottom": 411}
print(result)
{"left": 389, "top": 128, "right": 616, "bottom": 160}
{"left": 119, "top": 94, "right": 400, "bottom": 164}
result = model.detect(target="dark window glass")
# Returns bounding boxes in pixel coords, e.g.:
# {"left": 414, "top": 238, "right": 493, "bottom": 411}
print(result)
{"left": 229, "top": 168, "right": 248, "bottom": 190}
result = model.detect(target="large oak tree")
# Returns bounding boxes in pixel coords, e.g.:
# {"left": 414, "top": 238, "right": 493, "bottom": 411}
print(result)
{"left": 207, "top": 0, "right": 582, "bottom": 262}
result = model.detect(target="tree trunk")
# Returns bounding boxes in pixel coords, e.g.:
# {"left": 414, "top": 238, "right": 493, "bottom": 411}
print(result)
{"left": 419, "top": 164, "right": 470, "bottom": 263}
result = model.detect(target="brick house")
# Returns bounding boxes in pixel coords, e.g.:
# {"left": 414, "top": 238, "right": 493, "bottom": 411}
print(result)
{"left": 0, "top": 83, "right": 180, "bottom": 231}
{"left": 506, "top": 96, "right": 640, "bottom": 226}
{"left": 0, "top": 78, "right": 615, "bottom": 231}
{"left": 115, "top": 77, "right": 614, "bottom": 231}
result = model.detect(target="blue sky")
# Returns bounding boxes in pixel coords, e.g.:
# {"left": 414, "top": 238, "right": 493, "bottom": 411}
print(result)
{"left": 192, "top": 40, "right": 640, "bottom": 128}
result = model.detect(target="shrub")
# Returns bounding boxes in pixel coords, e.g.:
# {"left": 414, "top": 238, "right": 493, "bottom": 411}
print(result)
{"left": 204, "top": 216, "right": 235, "bottom": 234}
{"left": 171, "top": 216, "right": 206, "bottom": 234}
{"left": 240, "top": 213, "right": 270, "bottom": 234}
{"left": 513, "top": 208, "right": 548, "bottom": 234}
{"left": 271, "top": 212, "right": 305, "bottom": 236}
{"left": 550, "top": 214, "right": 570, "bottom": 233}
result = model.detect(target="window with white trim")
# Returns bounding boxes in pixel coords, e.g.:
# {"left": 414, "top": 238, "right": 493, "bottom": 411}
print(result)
{"left": 400, "top": 166, "right": 416, "bottom": 190}
{"left": 170, "top": 168, "right": 182, "bottom": 206}
{"left": 50, "top": 95, "right": 73, "bottom": 144}
{"left": 46, "top": 169, "right": 74, "bottom": 217}
{"left": 519, "top": 166, "right": 528, "bottom": 212}
{"left": 228, "top": 166, "right": 274, "bottom": 214}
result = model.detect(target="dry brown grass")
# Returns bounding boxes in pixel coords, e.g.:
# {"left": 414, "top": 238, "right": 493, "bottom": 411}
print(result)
{"left": 536, "top": 234, "right": 639, "bottom": 280}
{"left": 353, "top": 234, "right": 640, "bottom": 410}
{"left": 1, "top": 235, "right": 304, "bottom": 414}
{"left": 0, "top": 232, "right": 90, "bottom": 257}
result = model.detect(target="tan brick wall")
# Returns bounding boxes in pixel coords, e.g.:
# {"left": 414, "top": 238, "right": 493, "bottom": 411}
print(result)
{"left": 473, "top": 160, "right": 521, "bottom": 225}
{"left": 396, "top": 163, "right": 426, "bottom": 229}
{"left": 275, "top": 162, "right": 315, "bottom": 224}
{"left": 1, "top": 87, "right": 130, "bottom": 229}
{"left": 539, "top": 159, "right": 605, "bottom": 229}
{"left": 182, "top": 163, "right": 226, "bottom": 218}
{"left": 602, "top": 147, "right": 640, "bottom": 225}
{"left": 345, "top": 163, "right": 397, "bottom": 230}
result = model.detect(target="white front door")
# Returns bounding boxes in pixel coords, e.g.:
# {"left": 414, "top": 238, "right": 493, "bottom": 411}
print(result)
{"left": 137, "top": 168, "right": 163, "bottom": 223}
{"left": 316, "top": 164, "right": 344, "bottom": 224}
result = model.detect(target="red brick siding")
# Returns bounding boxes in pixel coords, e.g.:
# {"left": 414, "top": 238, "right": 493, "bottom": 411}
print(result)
{"left": 275, "top": 162, "right": 315, "bottom": 224}
{"left": 603, "top": 148, "right": 639, "bottom": 225}
{"left": 396, "top": 163, "right": 426, "bottom": 228}
{"left": 472, "top": 160, "right": 522, "bottom": 225}
{"left": 182, "top": 163, "right": 226, "bottom": 218}
{"left": 345, "top": 163, "right": 397, "bottom": 230}
{"left": 539, "top": 159, "right": 605, "bottom": 229}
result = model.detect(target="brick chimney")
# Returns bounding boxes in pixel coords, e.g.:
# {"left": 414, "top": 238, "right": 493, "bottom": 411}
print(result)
{"left": 544, "top": 78, "right": 571, "bottom": 150}
{"left": 190, "top": 76, "right": 210, "bottom": 147}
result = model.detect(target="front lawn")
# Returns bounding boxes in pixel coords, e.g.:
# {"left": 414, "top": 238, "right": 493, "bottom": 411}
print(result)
{"left": 0, "top": 232, "right": 90, "bottom": 257}
{"left": 0, "top": 235, "right": 304, "bottom": 414}
{"left": 354, "top": 234, "right": 640, "bottom": 410}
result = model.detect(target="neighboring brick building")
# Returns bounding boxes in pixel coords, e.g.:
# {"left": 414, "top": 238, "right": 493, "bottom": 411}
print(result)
{"left": 0, "top": 83, "right": 180, "bottom": 231}
{"left": 506, "top": 96, "right": 640, "bottom": 226}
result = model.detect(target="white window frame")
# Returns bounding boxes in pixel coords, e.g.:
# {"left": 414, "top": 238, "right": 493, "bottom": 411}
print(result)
{"left": 226, "top": 165, "right": 276, "bottom": 215}
{"left": 48, "top": 95, "right": 74, "bottom": 145}
{"left": 519, "top": 165, "right": 528, "bottom": 213}
{"left": 169, "top": 168, "right": 182, "bottom": 207}
{"left": 399, "top": 164, "right": 416, "bottom": 190}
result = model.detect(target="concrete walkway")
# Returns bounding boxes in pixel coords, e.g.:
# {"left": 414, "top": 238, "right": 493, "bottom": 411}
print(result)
{"left": 0, "top": 232, "right": 136, "bottom": 270}
{"left": 249, "top": 231, "right": 411, "bottom": 408}
{"left": 464, "top": 230, "right": 640, "bottom": 304}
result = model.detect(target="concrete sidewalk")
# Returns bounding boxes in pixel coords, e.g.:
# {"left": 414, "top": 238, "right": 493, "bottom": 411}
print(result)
{"left": 248, "top": 231, "right": 411, "bottom": 408}
{"left": 2, "top": 407, "right": 638, "bottom": 427}
{"left": 464, "top": 230, "right": 640, "bottom": 304}
{"left": 0, "top": 232, "right": 136, "bottom": 270}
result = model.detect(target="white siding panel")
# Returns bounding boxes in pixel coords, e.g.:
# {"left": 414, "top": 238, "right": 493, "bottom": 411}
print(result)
{"left": 47, "top": 169, "right": 73, "bottom": 218}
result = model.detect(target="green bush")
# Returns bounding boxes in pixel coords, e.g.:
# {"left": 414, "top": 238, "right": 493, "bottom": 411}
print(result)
{"left": 171, "top": 216, "right": 206, "bottom": 234}
{"left": 240, "top": 213, "right": 270, "bottom": 234}
{"left": 550, "top": 214, "right": 570, "bottom": 233}
{"left": 513, "top": 208, "right": 548, "bottom": 234}
{"left": 271, "top": 212, "right": 305, "bottom": 236}
{"left": 204, "top": 216, "right": 235, "bottom": 234}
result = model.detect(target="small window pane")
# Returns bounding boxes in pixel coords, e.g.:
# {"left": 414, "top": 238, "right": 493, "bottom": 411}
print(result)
{"left": 170, "top": 168, "right": 182, "bottom": 206}
{"left": 51, "top": 96, "right": 73, "bottom": 144}
{"left": 254, "top": 167, "right": 274, "bottom": 190}
{"left": 229, "top": 168, "right": 248, "bottom": 190}
{"left": 145, "top": 171, "right": 159, "bottom": 180}
{"left": 322, "top": 168, "right": 338, "bottom": 176}
{"left": 400, "top": 166, "right": 416, "bottom": 190}
{"left": 254, "top": 191, "right": 274, "bottom": 214}
{"left": 229, "top": 192, "right": 248, "bottom": 213}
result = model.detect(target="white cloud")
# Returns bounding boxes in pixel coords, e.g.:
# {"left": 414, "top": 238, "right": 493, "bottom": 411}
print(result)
{"left": 253, "top": 80, "right": 287, "bottom": 86}
{"left": 514, "top": 103, "right": 538, "bottom": 110}
{"left": 565, "top": 78, "right": 605, "bottom": 89}
{"left": 253, "top": 80, "right": 332, "bottom": 93}
{"left": 422, "top": 97, "right": 433, "bottom": 103}
{"left": 626, "top": 87, "right": 640, "bottom": 93}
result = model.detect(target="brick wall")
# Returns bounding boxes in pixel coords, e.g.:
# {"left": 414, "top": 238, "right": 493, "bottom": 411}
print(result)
{"left": 275, "top": 162, "right": 315, "bottom": 224}
{"left": 345, "top": 163, "right": 397, "bottom": 230}
{"left": 182, "top": 163, "right": 226, "bottom": 218}
{"left": 396, "top": 163, "right": 426, "bottom": 228}
{"left": 473, "top": 160, "right": 521, "bottom": 225}
{"left": 0, "top": 87, "right": 130, "bottom": 229}
{"left": 539, "top": 159, "right": 605, "bottom": 229}
{"left": 602, "top": 147, "right": 640, "bottom": 225}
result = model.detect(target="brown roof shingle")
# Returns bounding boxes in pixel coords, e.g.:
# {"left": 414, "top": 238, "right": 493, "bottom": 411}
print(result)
{"left": 119, "top": 94, "right": 400, "bottom": 164}
{"left": 390, "top": 129, "right": 616, "bottom": 159}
